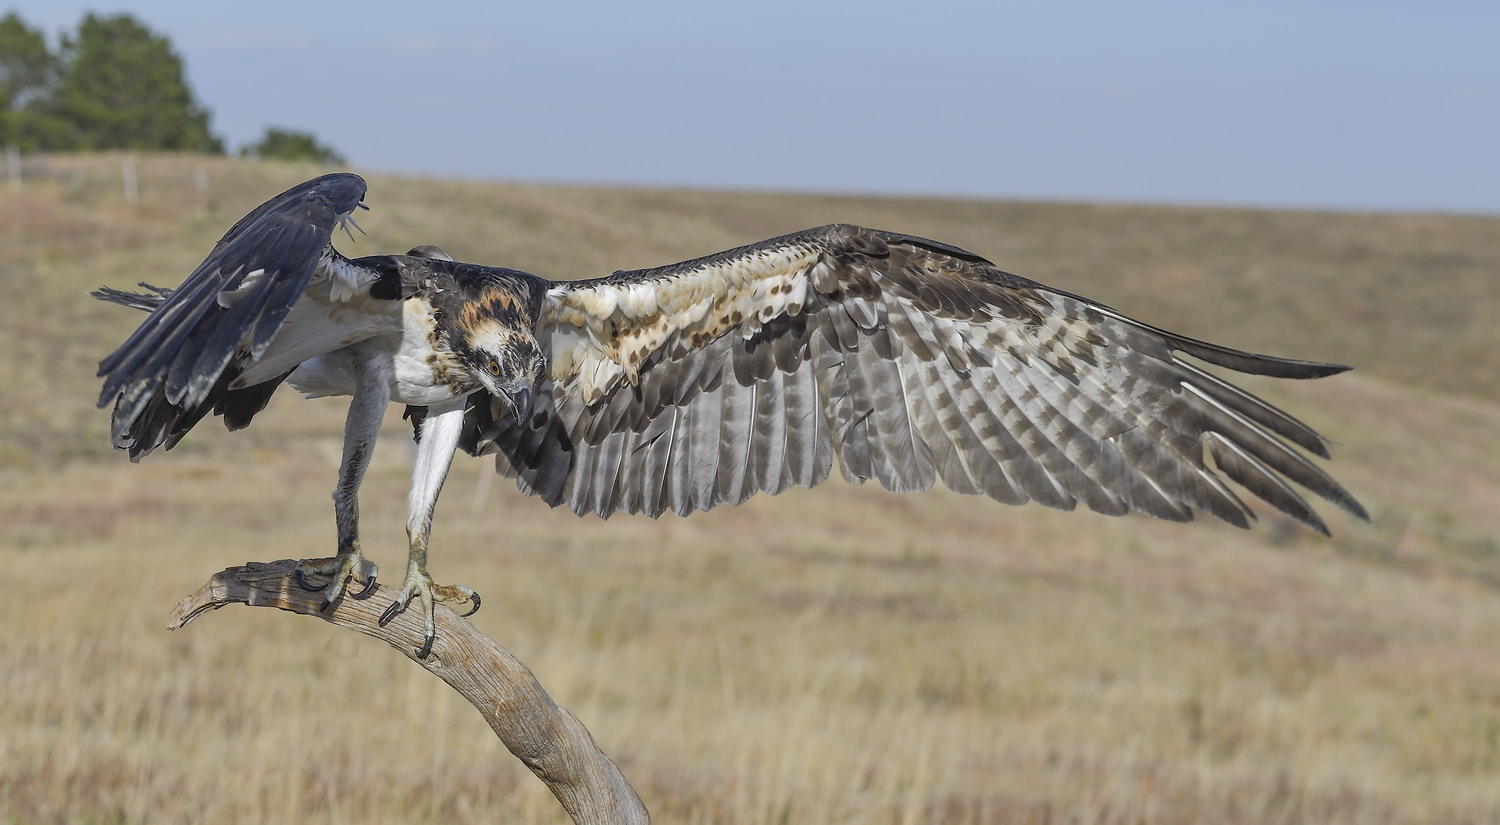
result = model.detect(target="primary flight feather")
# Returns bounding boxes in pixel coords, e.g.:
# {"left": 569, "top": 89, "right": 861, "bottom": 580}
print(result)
{"left": 95, "top": 173, "right": 1367, "bottom": 657}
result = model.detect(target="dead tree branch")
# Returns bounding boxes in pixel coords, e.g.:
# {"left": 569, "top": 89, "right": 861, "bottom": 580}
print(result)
{"left": 167, "top": 559, "right": 649, "bottom": 825}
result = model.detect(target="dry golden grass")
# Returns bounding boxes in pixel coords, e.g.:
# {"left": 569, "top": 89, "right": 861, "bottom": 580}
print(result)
{"left": 2, "top": 154, "right": 1498, "bottom": 824}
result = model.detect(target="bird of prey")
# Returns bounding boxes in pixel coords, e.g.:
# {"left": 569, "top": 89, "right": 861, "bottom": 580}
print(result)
{"left": 95, "top": 173, "right": 1367, "bottom": 657}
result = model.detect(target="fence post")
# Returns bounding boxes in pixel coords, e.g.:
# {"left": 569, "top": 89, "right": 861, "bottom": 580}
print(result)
{"left": 195, "top": 166, "right": 209, "bottom": 207}
{"left": 122, "top": 153, "right": 139, "bottom": 202}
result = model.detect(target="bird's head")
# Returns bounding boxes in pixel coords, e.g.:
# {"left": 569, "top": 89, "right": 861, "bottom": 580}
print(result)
{"left": 458, "top": 320, "right": 546, "bottom": 425}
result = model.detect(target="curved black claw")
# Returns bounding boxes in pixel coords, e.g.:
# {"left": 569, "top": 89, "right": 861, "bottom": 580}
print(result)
{"left": 294, "top": 568, "right": 327, "bottom": 592}
{"left": 318, "top": 595, "right": 338, "bottom": 613}
{"left": 415, "top": 630, "right": 436, "bottom": 660}
{"left": 460, "top": 592, "right": 481, "bottom": 618}
{"left": 350, "top": 575, "right": 379, "bottom": 600}
{"left": 379, "top": 598, "right": 408, "bottom": 627}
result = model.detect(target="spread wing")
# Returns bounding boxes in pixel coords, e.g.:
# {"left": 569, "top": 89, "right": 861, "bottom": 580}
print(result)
{"left": 95, "top": 172, "right": 379, "bottom": 458}
{"left": 474, "top": 224, "right": 1367, "bottom": 533}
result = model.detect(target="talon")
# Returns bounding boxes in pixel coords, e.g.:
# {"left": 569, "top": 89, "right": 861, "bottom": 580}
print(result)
{"left": 379, "top": 598, "right": 407, "bottom": 627}
{"left": 382, "top": 569, "right": 470, "bottom": 658}
{"left": 460, "top": 592, "right": 481, "bottom": 618}
{"left": 294, "top": 568, "right": 327, "bottom": 592}
{"left": 319, "top": 595, "right": 337, "bottom": 613}
{"left": 350, "top": 575, "right": 379, "bottom": 600}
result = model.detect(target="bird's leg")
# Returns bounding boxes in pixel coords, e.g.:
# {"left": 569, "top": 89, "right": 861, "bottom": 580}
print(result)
{"left": 377, "top": 399, "right": 478, "bottom": 658}
{"left": 295, "top": 350, "right": 389, "bottom": 607}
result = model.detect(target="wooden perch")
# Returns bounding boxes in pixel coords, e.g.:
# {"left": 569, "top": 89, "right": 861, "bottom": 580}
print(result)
{"left": 167, "top": 559, "right": 650, "bottom": 825}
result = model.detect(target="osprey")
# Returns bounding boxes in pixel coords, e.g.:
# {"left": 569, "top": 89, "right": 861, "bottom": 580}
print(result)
{"left": 95, "top": 173, "right": 1367, "bottom": 657}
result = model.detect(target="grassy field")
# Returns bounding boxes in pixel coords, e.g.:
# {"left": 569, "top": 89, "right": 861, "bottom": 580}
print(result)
{"left": 2, "top": 154, "right": 1498, "bottom": 824}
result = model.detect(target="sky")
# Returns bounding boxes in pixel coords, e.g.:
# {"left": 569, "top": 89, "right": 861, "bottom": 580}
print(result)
{"left": 12, "top": 1, "right": 1500, "bottom": 213}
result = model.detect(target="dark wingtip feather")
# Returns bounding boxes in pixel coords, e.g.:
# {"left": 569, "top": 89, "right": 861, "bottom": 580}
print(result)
{"left": 1216, "top": 502, "right": 1254, "bottom": 531}
{"left": 1308, "top": 517, "right": 1333, "bottom": 538}
{"left": 1037, "top": 286, "right": 1355, "bottom": 381}
{"left": 1340, "top": 494, "right": 1372, "bottom": 523}
{"left": 1306, "top": 506, "right": 1333, "bottom": 536}
{"left": 1172, "top": 337, "right": 1354, "bottom": 379}
{"left": 1280, "top": 361, "right": 1351, "bottom": 379}
{"left": 1312, "top": 478, "right": 1369, "bottom": 523}
{"left": 91, "top": 285, "right": 167, "bottom": 314}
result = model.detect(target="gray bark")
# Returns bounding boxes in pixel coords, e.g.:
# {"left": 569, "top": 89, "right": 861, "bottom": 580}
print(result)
{"left": 167, "top": 558, "right": 650, "bottom": 825}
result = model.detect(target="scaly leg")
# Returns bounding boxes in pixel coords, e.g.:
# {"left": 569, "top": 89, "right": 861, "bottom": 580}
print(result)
{"left": 377, "top": 399, "right": 478, "bottom": 658}
{"left": 295, "top": 348, "right": 388, "bottom": 606}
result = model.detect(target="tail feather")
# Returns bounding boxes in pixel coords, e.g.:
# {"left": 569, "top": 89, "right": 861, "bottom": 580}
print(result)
{"left": 91, "top": 283, "right": 174, "bottom": 313}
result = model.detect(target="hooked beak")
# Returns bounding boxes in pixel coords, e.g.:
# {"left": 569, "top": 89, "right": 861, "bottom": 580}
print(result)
{"left": 502, "top": 386, "right": 533, "bottom": 426}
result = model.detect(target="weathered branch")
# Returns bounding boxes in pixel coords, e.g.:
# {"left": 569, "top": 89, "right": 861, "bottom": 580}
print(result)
{"left": 168, "top": 559, "right": 650, "bottom": 825}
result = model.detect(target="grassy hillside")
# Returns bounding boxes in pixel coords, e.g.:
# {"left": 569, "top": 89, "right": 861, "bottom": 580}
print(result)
{"left": 2, "top": 154, "right": 1498, "bottom": 825}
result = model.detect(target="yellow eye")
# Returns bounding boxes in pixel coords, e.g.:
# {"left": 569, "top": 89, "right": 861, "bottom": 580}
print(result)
{"left": 487, "top": 360, "right": 501, "bottom": 376}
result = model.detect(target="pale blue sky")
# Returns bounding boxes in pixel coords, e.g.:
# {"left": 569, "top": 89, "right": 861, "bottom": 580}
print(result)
{"left": 13, "top": 1, "right": 1499, "bottom": 213}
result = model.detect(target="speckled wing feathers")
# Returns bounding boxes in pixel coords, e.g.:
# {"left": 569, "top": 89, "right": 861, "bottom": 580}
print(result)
{"left": 478, "top": 224, "right": 1364, "bottom": 532}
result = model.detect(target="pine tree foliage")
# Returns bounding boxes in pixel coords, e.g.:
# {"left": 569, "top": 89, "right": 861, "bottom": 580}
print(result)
{"left": 0, "top": 12, "right": 58, "bottom": 148}
{"left": 3, "top": 12, "right": 346, "bottom": 163}
{"left": 45, "top": 13, "right": 223, "bottom": 152}
{"left": 241, "top": 127, "right": 346, "bottom": 165}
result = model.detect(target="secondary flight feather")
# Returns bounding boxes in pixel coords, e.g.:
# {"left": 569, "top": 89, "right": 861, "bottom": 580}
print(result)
{"left": 95, "top": 173, "right": 1367, "bottom": 658}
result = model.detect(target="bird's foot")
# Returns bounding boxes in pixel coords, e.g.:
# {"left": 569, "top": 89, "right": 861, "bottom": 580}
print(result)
{"left": 293, "top": 549, "right": 379, "bottom": 610}
{"left": 377, "top": 567, "right": 480, "bottom": 659}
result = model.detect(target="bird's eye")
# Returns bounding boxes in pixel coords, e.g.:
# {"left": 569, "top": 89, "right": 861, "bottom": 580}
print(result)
{"left": 487, "top": 360, "right": 501, "bottom": 376}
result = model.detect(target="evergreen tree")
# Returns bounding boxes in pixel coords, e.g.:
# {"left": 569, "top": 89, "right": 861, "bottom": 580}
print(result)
{"left": 0, "top": 12, "right": 57, "bottom": 148}
{"left": 241, "top": 127, "right": 345, "bottom": 165}
{"left": 45, "top": 13, "right": 222, "bottom": 152}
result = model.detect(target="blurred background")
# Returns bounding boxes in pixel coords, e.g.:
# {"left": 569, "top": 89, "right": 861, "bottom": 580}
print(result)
{"left": 1, "top": 3, "right": 1497, "bottom": 824}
